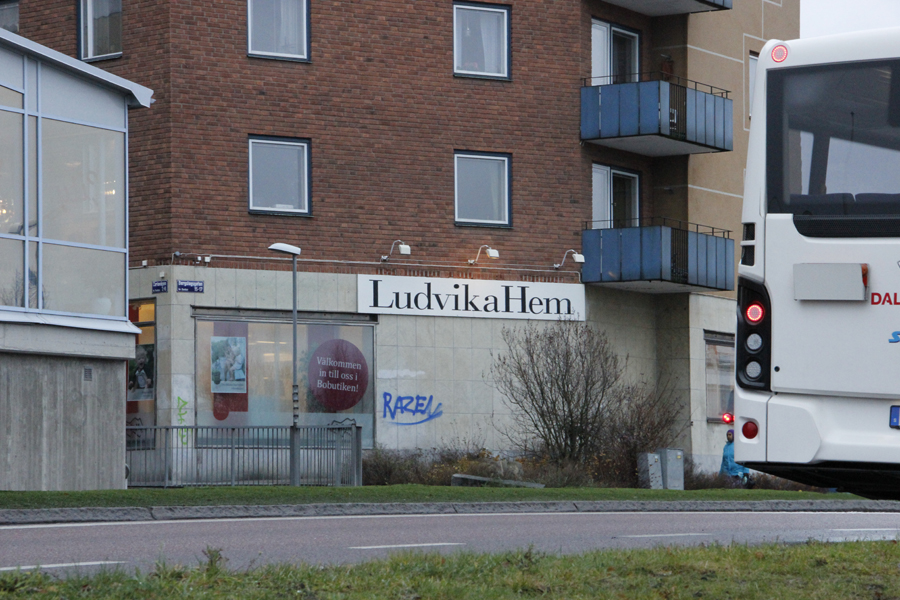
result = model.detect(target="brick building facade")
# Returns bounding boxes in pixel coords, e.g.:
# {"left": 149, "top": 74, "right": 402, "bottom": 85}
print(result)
{"left": 9, "top": 0, "right": 799, "bottom": 478}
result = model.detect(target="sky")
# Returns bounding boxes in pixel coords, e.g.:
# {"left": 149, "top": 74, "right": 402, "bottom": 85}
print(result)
{"left": 800, "top": 0, "right": 900, "bottom": 37}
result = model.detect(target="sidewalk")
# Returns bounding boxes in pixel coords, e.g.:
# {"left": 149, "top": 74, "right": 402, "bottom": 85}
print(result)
{"left": 3, "top": 499, "right": 900, "bottom": 526}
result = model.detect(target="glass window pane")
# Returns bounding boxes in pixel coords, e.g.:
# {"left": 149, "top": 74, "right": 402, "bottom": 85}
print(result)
{"left": 27, "top": 240, "right": 37, "bottom": 308}
{"left": 250, "top": 0, "right": 306, "bottom": 57}
{"left": 42, "top": 244, "right": 124, "bottom": 316}
{"left": 0, "top": 44, "right": 22, "bottom": 91}
{"left": 706, "top": 341, "right": 735, "bottom": 420}
{"left": 42, "top": 119, "right": 126, "bottom": 247}
{"left": 83, "top": 0, "right": 122, "bottom": 58}
{"left": 612, "top": 30, "right": 637, "bottom": 83}
{"left": 612, "top": 173, "right": 637, "bottom": 227}
{"left": 0, "top": 110, "right": 23, "bottom": 236}
{"left": 195, "top": 320, "right": 376, "bottom": 447}
{"left": 0, "top": 2, "right": 18, "bottom": 34}
{"left": 42, "top": 64, "right": 125, "bottom": 130}
{"left": 455, "top": 7, "right": 506, "bottom": 76}
{"left": 0, "top": 85, "right": 22, "bottom": 109}
{"left": 250, "top": 140, "right": 308, "bottom": 212}
{"left": 27, "top": 115, "right": 35, "bottom": 235}
{"left": 0, "top": 238, "right": 24, "bottom": 308}
{"left": 456, "top": 155, "right": 508, "bottom": 224}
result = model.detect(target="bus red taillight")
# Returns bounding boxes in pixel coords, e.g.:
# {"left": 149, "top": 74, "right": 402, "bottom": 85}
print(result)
{"left": 771, "top": 45, "right": 788, "bottom": 63}
{"left": 746, "top": 303, "right": 765, "bottom": 324}
{"left": 742, "top": 421, "right": 759, "bottom": 440}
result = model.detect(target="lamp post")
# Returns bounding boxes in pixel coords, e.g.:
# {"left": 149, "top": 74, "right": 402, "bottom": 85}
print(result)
{"left": 268, "top": 242, "right": 302, "bottom": 485}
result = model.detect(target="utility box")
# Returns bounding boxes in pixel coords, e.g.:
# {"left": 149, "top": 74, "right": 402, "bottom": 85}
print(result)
{"left": 637, "top": 453, "right": 664, "bottom": 489}
{"left": 657, "top": 448, "right": 685, "bottom": 490}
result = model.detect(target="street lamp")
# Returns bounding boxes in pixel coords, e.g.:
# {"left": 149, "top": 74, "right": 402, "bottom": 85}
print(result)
{"left": 268, "top": 242, "right": 302, "bottom": 485}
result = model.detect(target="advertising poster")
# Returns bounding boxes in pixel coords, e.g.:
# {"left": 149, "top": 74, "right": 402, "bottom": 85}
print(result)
{"left": 127, "top": 343, "right": 155, "bottom": 402}
{"left": 211, "top": 336, "right": 248, "bottom": 394}
{"left": 307, "top": 338, "right": 369, "bottom": 412}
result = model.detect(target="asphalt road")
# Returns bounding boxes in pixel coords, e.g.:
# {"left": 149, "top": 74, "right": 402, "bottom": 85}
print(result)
{"left": 4, "top": 511, "right": 900, "bottom": 573}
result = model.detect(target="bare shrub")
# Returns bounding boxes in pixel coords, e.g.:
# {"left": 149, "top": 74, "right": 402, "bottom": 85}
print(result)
{"left": 492, "top": 318, "right": 688, "bottom": 487}
{"left": 492, "top": 319, "right": 625, "bottom": 464}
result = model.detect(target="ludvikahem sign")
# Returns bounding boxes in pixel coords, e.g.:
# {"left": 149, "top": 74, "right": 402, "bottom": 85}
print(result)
{"left": 357, "top": 275, "right": 585, "bottom": 321}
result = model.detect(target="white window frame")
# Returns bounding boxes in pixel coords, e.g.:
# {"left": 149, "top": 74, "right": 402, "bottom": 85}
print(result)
{"left": 453, "top": 3, "right": 510, "bottom": 79}
{"left": 248, "top": 137, "right": 310, "bottom": 215}
{"left": 0, "top": 1, "right": 19, "bottom": 35}
{"left": 248, "top": 0, "right": 309, "bottom": 61}
{"left": 454, "top": 152, "right": 511, "bottom": 226}
{"left": 591, "top": 19, "right": 639, "bottom": 85}
{"left": 591, "top": 164, "right": 639, "bottom": 229}
{"left": 80, "top": 0, "right": 122, "bottom": 61}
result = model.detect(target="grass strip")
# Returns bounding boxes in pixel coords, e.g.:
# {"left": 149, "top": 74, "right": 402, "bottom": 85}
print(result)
{"left": 0, "top": 540, "right": 897, "bottom": 599}
{"left": 0, "top": 485, "right": 857, "bottom": 510}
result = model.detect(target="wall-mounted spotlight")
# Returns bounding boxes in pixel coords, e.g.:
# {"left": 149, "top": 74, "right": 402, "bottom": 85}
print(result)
{"left": 554, "top": 249, "right": 585, "bottom": 269}
{"left": 381, "top": 240, "right": 411, "bottom": 262}
{"left": 468, "top": 245, "right": 499, "bottom": 265}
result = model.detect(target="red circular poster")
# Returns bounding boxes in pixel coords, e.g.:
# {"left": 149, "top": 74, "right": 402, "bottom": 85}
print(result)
{"left": 307, "top": 339, "right": 369, "bottom": 412}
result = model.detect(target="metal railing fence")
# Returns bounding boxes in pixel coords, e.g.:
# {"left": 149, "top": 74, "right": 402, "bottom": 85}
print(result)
{"left": 581, "top": 71, "right": 730, "bottom": 98}
{"left": 582, "top": 216, "right": 732, "bottom": 238}
{"left": 125, "top": 425, "right": 362, "bottom": 488}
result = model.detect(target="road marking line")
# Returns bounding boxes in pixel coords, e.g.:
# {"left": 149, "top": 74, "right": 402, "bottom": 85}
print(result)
{"left": 0, "top": 561, "right": 124, "bottom": 572}
{"left": 618, "top": 533, "right": 711, "bottom": 538}
{"left": 350, "top": 542, "right": 465, "bottom": 550}
{"left": 831, "top": 528, "right": 900, "bottom": 532}
{"left": 2, "top": 511, "right": 899, "bottom": 531}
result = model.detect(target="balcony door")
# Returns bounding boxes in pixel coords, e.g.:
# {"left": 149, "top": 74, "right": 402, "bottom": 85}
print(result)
{"left": 592, "top": 164, "right": 639, "bottom": 229}
{"left": 591, "top": 19, "right": 639, "bottom": 85}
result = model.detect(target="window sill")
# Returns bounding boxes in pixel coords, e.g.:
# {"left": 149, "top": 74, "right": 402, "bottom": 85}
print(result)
{"left": 82, "top": 52, "right": 123, "bottom": 63}
{"left": 453, "top": 72, "right": 511, "bottom": 82}
{"left": 249, "top": 209, "right": 313, "bottom": 217}
{"left": 455, "top": 221, "right": 512, "bottom": 229}
{"left": 248, "top": 53, "right": 310, "bottom": 64}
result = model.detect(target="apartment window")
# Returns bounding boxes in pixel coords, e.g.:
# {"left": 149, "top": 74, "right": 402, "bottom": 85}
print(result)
{"left": 705, "top": 332, "right": 735, "bottom": 422}
{"left": 455, "top": 152, "right": 510, "bottom": 225}
{"left": 249, "top": 0, "right": 308, "bottom": 60}
{"left": 591, "top": 19, "right": 639, "bottom": 84}
{"left": 249, "top": 137, "right": 310, "bottom": 215}
{"left": 80, "top": 0, "right": 122, "bottom": 60}
{"left": 0, "top": 1, "right": 18, "bottom": 34}
{"left": 453, "top": 3, "right": 509, "bottom": 79}
{"left": 591, "top": 164, "right": 639, "bottom": 229}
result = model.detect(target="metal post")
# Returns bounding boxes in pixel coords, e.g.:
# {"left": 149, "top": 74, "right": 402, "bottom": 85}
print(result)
{"left": 163, "top": 427, "right": 169, "bottom": 489}
{"left": 290, "top": 254, "right": 301, "bottom": 486}
{"left": 230, "top": 428, "right": 237, "bottom": 486}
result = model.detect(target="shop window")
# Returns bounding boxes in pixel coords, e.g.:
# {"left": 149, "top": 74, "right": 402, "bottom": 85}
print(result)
{"left": 453, "top": 3, "right": 509, "bottom": 79}
{"left": 249, "top": 137, "right": 310, "bottom": 215}
{"left": 249, "top": 0, "right": 308, "bottom": 60}
{"left": 455, "top": 152, "right": 510, "bottom": 226}
{"left": 195, "top": 317, "right": 376, "bottom": 447}
{"left": 80, "top": 0, "right": 122, "bottom": 60}
{"left": 591, "top": 164, "right": 639, "bottom": 229}
{"left": 591, "top": 19, "right": 639, "bottom": 85}
{"left": 127, "top": 299, "right": 157, "bottom": 445}
{"left": 705, "top": 331, "right": 735, "bottom": 422}
{"left": 0, "top": 1, "right": 18, "bottom": 34}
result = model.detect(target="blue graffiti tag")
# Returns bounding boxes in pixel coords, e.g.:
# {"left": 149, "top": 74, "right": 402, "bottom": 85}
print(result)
{"left": 383, "top": 392, "right": 443, "bottom": 425}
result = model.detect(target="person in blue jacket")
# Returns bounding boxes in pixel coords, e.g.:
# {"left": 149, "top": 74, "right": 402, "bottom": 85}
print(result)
{"left": 720, "top": 429, "right": 753, "bottom": 487}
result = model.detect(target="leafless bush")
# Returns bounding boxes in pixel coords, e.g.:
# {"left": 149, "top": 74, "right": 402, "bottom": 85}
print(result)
{"left": 492, "top": 318, "right": 688, "bottom": 487}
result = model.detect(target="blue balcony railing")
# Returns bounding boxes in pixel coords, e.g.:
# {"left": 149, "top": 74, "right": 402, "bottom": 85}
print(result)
{"left": 581, "top": 72, "right": 733, "bottom": 157}
{"left": 581, "top": 218, "right": 734, "bottom": 292}
{"left": 599, "top": 0, "right": 731, "bottom": 17}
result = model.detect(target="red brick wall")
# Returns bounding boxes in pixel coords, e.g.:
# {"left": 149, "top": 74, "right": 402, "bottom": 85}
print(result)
{"left": 18, "top": 0, "right": 668, "bottom": 279}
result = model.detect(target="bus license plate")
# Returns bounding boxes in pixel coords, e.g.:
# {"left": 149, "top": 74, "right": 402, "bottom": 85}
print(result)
{"left": 891, "top": 406, "right": 900, "bottom": 429}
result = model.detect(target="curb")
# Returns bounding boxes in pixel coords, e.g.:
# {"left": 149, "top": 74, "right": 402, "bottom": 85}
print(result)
{"left": 3, "top": 499, "right": 900, "bottom": 526}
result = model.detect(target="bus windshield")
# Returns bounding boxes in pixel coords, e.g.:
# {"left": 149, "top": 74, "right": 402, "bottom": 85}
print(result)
{"left": 767, "top": 60, "right": 900, "bottom": 227}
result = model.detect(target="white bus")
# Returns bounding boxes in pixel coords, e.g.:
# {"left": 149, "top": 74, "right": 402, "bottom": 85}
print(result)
{"left": 735, "top": 27, "right": 900, "bottom": 498}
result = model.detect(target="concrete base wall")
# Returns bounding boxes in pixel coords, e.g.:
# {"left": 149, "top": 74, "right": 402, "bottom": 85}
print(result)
{"left": 0, "top": 352, "right": 127, "bottom": 491}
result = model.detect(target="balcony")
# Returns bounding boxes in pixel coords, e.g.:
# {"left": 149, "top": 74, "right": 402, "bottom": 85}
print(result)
{"left": 581, "top": 73, "right": 732, "bottom": 156}
{"left": 599, "top": 0, "right": 731, "bottom": 16}
{"left": 581, "top": 218, "right": 734, "bottom": 293}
